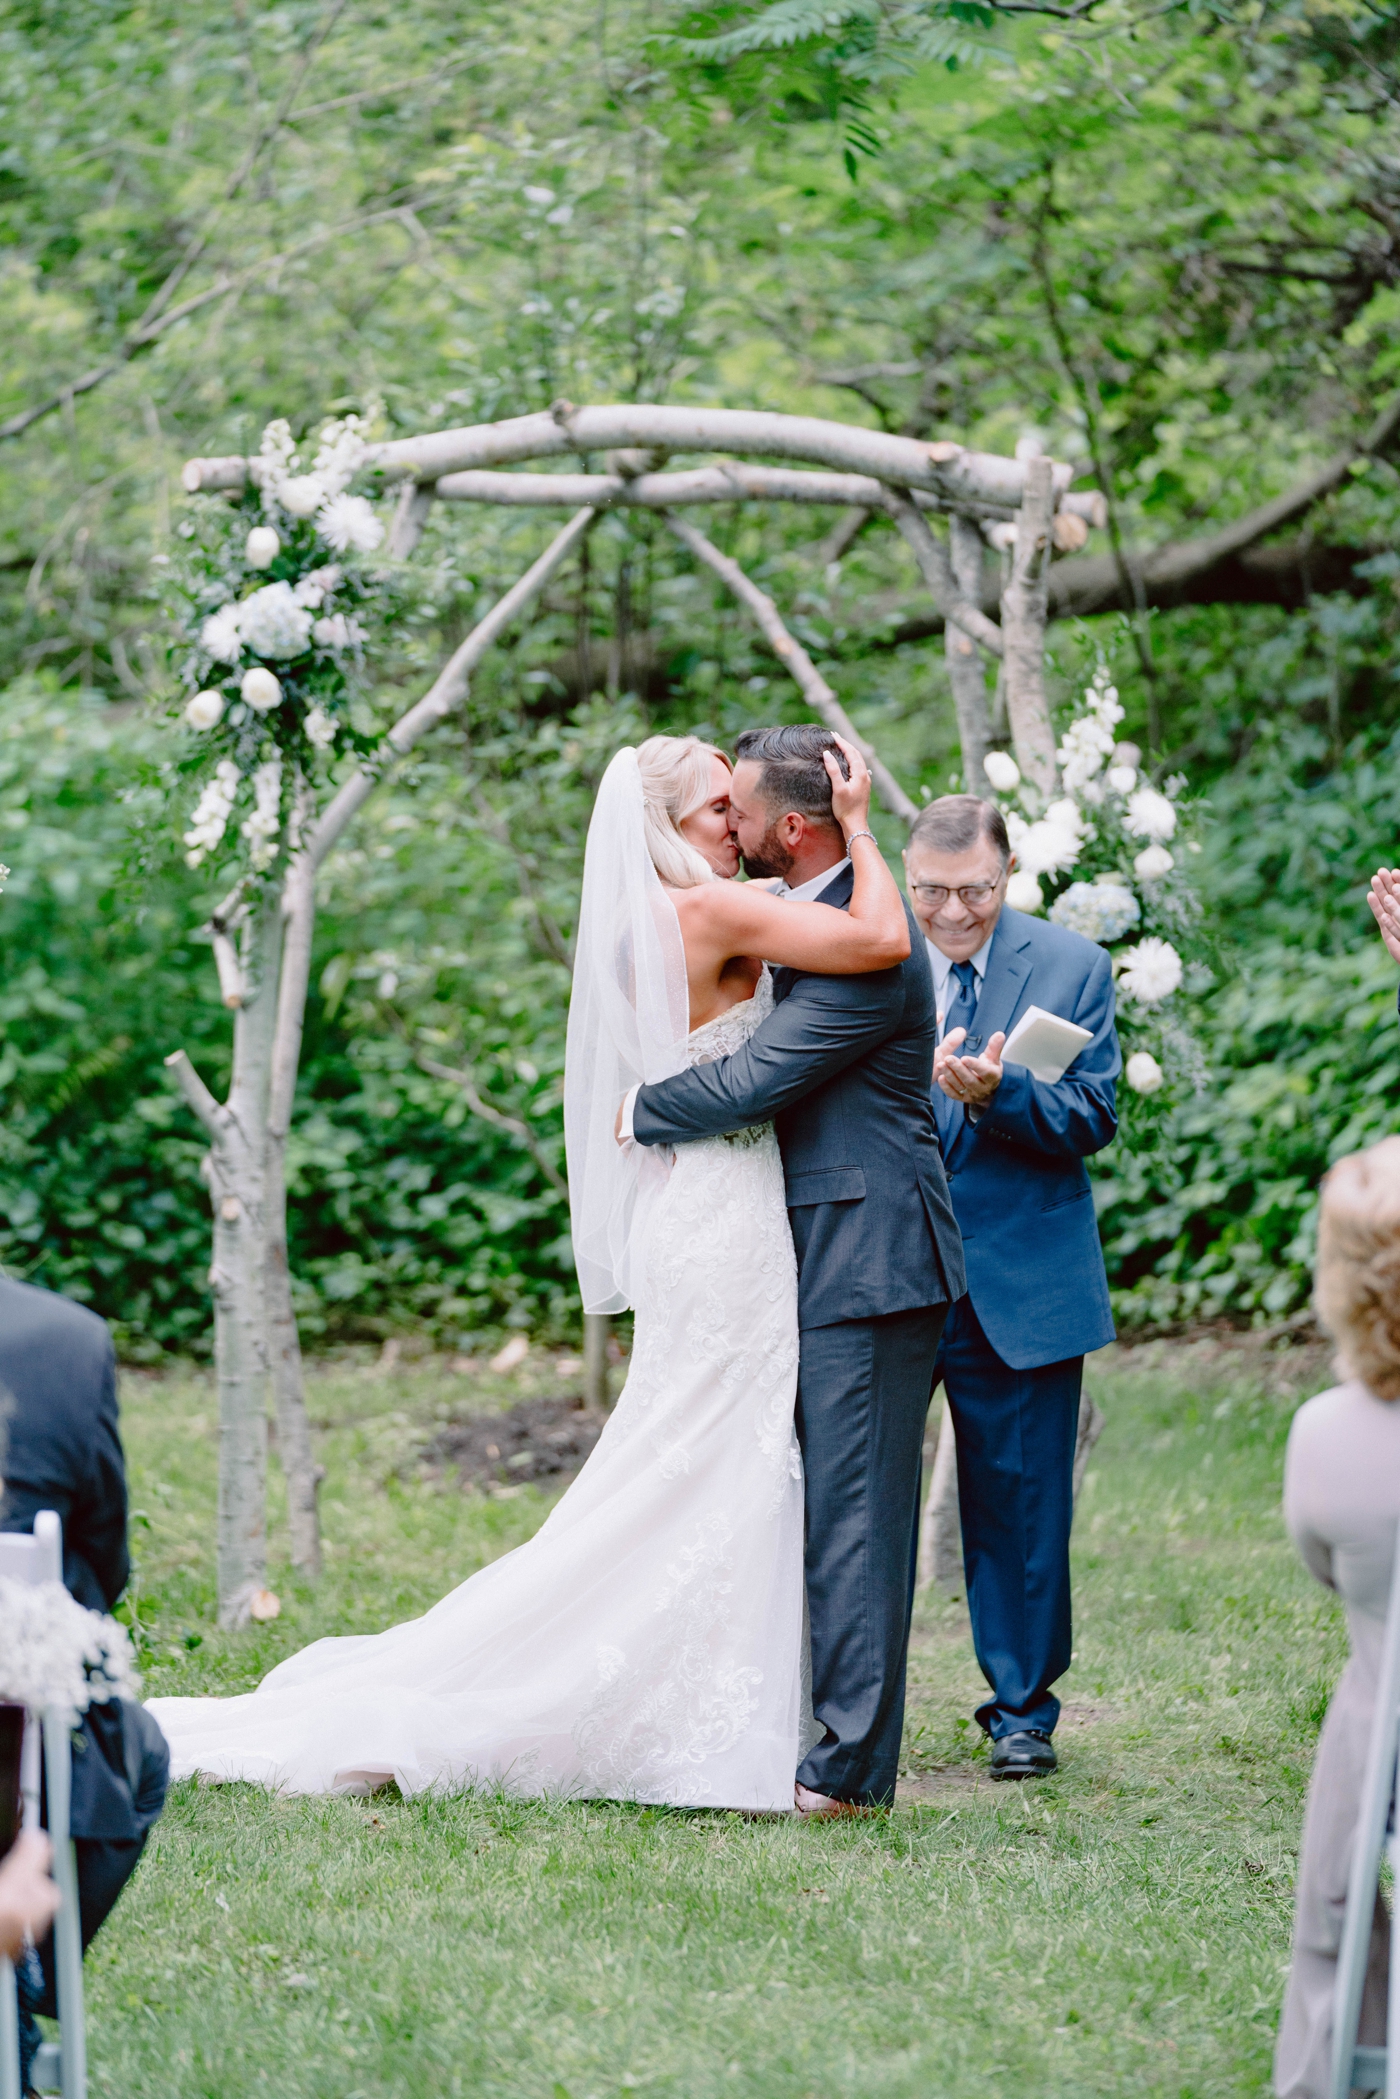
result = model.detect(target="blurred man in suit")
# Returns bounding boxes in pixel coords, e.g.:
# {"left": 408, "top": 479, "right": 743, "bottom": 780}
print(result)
{"left": 907, "top": 796, "right": 1119, "bottom": 1778}
{"left": 0, "top": 1275, "right": 168, "bottom": 2068}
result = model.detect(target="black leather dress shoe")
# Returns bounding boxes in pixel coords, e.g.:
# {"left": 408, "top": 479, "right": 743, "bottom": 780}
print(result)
{"left": 989, "top": 1730, "right": 1057, "bottom": 1780}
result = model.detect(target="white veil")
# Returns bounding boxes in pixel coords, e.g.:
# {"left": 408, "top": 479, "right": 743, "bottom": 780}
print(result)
{"left": 564, "top": 748, "right": 693, "bottom": 1314}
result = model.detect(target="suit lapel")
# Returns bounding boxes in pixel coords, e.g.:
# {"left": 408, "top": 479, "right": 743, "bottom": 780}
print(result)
{"left": 964, "top": 909, "right": 1033, "bottom": 1055}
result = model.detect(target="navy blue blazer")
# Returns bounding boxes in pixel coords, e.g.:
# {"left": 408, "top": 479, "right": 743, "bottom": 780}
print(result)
{"left": 632, "top": 867, "right": 965, "bottom": 1330}
{"left": 934, "top": 906, "right": 1119, "bottom": 1370}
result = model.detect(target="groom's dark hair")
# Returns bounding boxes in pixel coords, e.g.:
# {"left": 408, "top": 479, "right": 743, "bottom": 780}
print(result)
{"left": 734, "top": 725, "right": 848, "bottom": 832}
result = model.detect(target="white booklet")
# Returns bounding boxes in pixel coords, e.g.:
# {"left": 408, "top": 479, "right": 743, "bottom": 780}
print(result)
{"left": 1001, "top": 1003, "right": 1093, "bottom": 1083}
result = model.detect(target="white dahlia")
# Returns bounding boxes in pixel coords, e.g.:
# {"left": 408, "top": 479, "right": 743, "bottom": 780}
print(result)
{"left": 316, "top": 492, "right": 383, "bottom": 555}
{"left": 200, "top": 606, "right": 243, "bottom": 664}
{"left": 1118, "top": 937, "right": 1183, "bottom": 1005}
{"left": 1124, "top": 786, "right": 1177, "bottom": 842}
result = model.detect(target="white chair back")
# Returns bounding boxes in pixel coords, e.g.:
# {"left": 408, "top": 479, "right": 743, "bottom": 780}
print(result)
{"left": 0, "top": 1512, "right": 86, "bottom": 2099}
{"left": 1330, "top": 1536, "right": 1400, "bottom": 2099}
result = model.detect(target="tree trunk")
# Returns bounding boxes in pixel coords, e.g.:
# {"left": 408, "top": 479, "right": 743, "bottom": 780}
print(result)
{"left": 264, "top": 1161, "right": 322, "bottom": 1577}
{"left": 946, "top": 514, "right": 994, "bottom": 796}
{"left": 264, "top": 830, "right": 322, "bottom": 1578}
{"left": 209, "top": 896, "right": 281, "bottom": 1627}
{"left": 583, "top": 1312, "right": 612, "bottom": 1411}
{"left": 1001, "top": 456, "right": 1058, "bottom": 803}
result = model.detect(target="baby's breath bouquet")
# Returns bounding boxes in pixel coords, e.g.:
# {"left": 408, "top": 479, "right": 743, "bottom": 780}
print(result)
{"left": 161, "top": 413, "right": 397, "bottom": 881}
{"left": 0, "top": 1579, "right": 139, "bottom": 1722}
{"left": 983, "top": 671, "right": 1209, "bottom": 1111}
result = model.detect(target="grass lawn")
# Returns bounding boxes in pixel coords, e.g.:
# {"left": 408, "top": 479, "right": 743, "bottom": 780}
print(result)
{"left": 85, "top": 1334, "right": 1345, "bottom": 2097}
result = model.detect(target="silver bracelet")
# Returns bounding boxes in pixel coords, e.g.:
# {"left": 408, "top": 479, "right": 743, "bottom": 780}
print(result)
{"left": 846, "top": 829, "right": 878, "bottom": 848}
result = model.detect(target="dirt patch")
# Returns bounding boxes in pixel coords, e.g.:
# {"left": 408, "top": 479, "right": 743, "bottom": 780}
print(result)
{"left": 418, "top": 1395, "right": 608, "bottom": 1493}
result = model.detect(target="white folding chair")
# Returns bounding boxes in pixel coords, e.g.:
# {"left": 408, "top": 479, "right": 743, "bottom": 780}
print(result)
{"left": 0, "top": 1511, "right": 86, "bottom": 2099}
{"left": 1331, "top": 1538, "right": 1400, "bottom": 2099}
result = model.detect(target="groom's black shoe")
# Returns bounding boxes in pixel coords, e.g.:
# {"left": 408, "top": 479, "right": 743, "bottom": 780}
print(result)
{"left": 989, "top": 1730, "right": 1057, "bottom": 1780}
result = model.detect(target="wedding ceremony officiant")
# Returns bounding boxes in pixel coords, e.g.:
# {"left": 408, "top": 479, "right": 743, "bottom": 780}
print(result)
{"left": 907, "top": 795, "right": 1120, "bottom": 1780}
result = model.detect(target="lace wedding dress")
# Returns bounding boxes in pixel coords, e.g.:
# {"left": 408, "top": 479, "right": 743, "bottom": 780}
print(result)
{"left": 146, "top": 974, "right": 810, "bottom": 1811}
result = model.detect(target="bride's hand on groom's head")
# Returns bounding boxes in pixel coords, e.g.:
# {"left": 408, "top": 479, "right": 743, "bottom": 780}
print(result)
{"left": 824, "top": 734, "right": 871, "bottom": 835}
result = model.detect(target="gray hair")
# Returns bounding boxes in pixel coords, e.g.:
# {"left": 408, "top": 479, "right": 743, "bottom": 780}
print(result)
{"left": 908, "top": 794, "right": 1010, "bottom": 863}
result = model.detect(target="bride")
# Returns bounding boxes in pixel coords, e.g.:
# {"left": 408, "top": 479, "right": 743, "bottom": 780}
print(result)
{"left": 146, "top": 732, "right": 908, "bottom": 1811}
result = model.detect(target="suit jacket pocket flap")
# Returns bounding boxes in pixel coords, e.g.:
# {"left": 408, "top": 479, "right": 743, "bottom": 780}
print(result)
{"left": 785, "top": 1166, "right": 867, "bottom": 1206}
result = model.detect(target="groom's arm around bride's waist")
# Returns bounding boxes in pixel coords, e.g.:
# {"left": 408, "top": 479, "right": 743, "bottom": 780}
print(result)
{"left": 632, "top": 967, "right": 905, "bottom": 1144}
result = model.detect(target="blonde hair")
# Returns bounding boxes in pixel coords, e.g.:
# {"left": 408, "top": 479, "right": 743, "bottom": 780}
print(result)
{"left": 1315, "top": 1136, "right": 1400, "bottom": 1400}
{"left": 635, "top": 734, "right": 730, "bottom": 889}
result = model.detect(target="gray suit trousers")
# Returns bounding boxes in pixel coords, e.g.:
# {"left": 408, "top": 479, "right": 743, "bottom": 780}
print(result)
{"left": 794, "top": 1305, "right": 946, "bottom": 1808}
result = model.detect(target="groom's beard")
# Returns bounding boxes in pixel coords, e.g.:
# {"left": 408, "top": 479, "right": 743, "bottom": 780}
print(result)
{"left": 739, "top": 822, "right": 795, "bottom": 883}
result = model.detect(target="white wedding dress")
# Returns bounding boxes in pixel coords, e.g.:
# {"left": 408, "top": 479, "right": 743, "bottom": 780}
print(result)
{"left": 147, "top": 975, "right": 810, "bottom": 1812}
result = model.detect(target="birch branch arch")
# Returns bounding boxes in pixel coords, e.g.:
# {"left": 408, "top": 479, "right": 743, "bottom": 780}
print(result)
{"left": 175, "top": 403, "right": 1103, "bottom": 1624}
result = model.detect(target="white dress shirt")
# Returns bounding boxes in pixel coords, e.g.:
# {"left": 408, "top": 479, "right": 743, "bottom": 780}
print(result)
{"left": 619, "top": 856, "right": 853, "bottom": 1141}
{"left": 925, "top": 931, "right": 992, "bottom": 1041}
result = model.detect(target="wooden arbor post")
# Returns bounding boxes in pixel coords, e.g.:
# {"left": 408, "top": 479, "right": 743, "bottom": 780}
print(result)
{"left": 177, "top": 404, "right": 1102, "bottom": 1622}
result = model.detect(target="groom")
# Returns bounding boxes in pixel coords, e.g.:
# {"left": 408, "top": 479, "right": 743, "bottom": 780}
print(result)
{"left": 627, "top": 725, "right": 965, "bottom": 1813}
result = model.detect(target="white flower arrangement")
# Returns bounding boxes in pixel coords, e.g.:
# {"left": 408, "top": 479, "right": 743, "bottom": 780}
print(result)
{"left": 167, "top": 410, "right": 395, "bottom": 884}
{"left": 0, "top": 1578, "right": 138, "bottom": 1721}
{"left": 985, "top": 666, "right": 1207, "bottom": 1113}
{"left": 1049, "top": 880, "right": 1141, "bottom": 943}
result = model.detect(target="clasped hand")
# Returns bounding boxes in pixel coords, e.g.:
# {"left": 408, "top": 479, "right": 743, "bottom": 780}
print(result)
{"left": 935, "top": 1027, "right": 1007, "bottom": 1108}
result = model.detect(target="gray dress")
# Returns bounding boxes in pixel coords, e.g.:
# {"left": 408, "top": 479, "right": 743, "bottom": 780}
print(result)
{"left": 1276, "top": 1378, "right": 1400, "bottom": 2098}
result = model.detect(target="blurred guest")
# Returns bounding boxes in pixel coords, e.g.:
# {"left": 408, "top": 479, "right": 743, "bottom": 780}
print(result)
{"left": 1276, "top": 1137, "right": 1400, "bottom": 2099}
{"left": 0, "top": 1275, "right": 168, "bottom": 2047}
{"left": 907, "top": 795, "right": 1119, "bottom": 1778}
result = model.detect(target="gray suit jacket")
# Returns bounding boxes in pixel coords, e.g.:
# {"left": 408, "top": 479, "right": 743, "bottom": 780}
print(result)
{"left": 632, "top": 866, "right": 965, "bottom": 1330}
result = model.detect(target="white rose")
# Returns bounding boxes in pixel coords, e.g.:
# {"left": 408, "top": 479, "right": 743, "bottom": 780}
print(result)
{"left": 185, "top": 689, "right": 225, "bottom": 731}
{"left": 1004, "top": 869, "right": 1044, "bottom": 913}
{"left": 280, "top": 475, "right": 326, "bottom": 519}
{"left": 982, "top": 750, "right": 1021, "bottom": 793}
{"left": 245, "top": 526, "right": 281, "bottom": 570}
{"left": 1106, "top": 765, "right": 1137, "bottom": 795}
{"left": 1126, "top": 1050, "right": 1164, "bottom": 1095}
{"left": 241, "top": 667, "right": 282, "bottom": 712}
{"left": 316, "top": 492, "right": 384, "bottom": 555}
{"left": 1124, "top": 786, "right": 1177, "bottom": 842}
{"left": 1133, "top": 844, "right": 1175, "bottom": 881}
{"left": 200, "top": 606, "right": 242, "bottom": 663}
{"left": 305, "top": 705, "right": 338, "bottom": 750}
{"left": 1117, "top": 937, "right": 1183, "bottom": 1005}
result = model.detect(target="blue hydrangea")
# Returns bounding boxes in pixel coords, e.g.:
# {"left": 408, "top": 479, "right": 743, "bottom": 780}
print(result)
{"left": 1048, "top": 880, "right": 1141, "bottom": 945}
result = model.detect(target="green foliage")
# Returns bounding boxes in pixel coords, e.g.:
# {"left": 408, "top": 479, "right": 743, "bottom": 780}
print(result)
{"left": 1, "top": 0, "right": 1400, "bottom": 1349}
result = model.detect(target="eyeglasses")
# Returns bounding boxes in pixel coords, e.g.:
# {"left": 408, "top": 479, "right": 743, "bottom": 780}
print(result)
{"left": 908, "top": 879, "right": 1004, "bottom": 909}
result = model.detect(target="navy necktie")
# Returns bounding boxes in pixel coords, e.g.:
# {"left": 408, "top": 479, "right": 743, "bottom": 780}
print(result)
{"left": 942, "top": 960, "right": 979, "bottom": 1049}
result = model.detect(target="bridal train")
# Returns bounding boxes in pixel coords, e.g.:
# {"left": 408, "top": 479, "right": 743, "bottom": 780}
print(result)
{"left": 146, "top": 978, "right": 812, "bottom": 1812}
